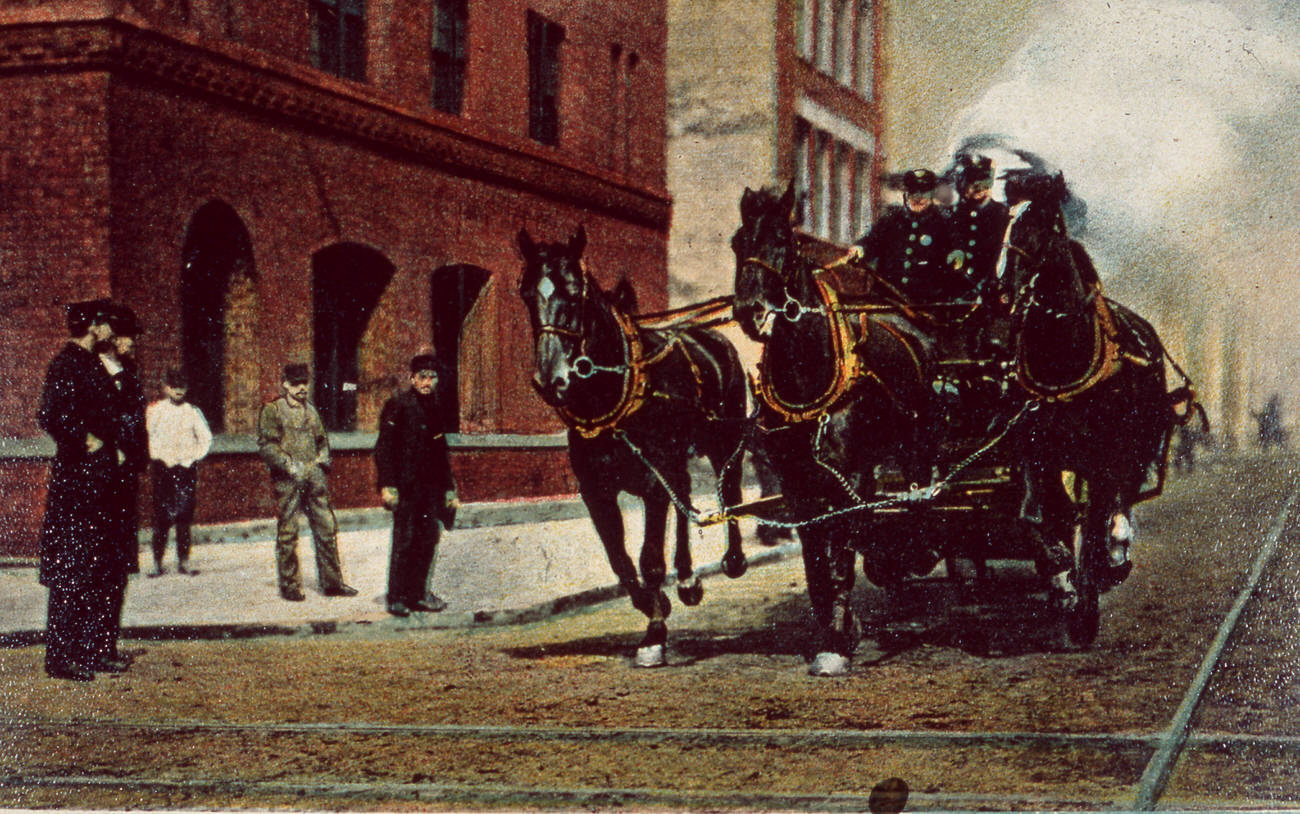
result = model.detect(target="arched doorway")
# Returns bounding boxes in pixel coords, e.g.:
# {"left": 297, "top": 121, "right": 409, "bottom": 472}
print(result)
{"left": 431, "top": 264, "right": 491, "bottom": 431}
{"left": 312, "top": 243, "right": 395, "bottom": 431}
{"left": 180, "top": 201, "right": 258, "bottom": 433}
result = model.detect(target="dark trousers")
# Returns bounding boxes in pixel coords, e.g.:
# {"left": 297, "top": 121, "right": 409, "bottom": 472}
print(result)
{"left": 387, "top": 505, "right": 442, "bottom": 605}
{"left": 45, "top": 574, "right": 120, "bottom": 670}
{"left": 45, "top": 581, "right": 94, "bottom": 670}
{"left": 151, "top": 463, "right": 197, "bottom": 564}
{"left": 88, "top": 575, "right": 127, "bottom": 662}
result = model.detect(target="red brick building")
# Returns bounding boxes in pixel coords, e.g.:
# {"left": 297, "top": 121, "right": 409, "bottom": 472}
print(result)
{"left": 0, "top": 0, "right": 669, "bottom": 555}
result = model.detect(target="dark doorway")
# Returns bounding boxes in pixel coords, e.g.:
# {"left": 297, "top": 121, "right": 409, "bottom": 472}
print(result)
{"left": 181, "top": 201, "right": 257, "bottom": 433}
{"left": 430, "top": 264, "right": 491, "bottom": 432}
{"left": 312, "top": 244, "right": 395, "bottom": 431}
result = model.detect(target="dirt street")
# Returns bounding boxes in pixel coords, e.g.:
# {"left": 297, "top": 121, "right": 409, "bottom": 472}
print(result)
{"left": 0, "top": 456, "right": 1296, "bottom": 810}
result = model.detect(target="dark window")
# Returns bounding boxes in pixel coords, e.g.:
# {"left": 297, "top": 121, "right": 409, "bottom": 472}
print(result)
{"left": 430, "top": 265, "right": 491, "bottom": 432}
{"left": 181, "top": 202, "right": 258, "bottom": 434}
{"left": 311, "top": 245, "right": 393, "bottom": 431}
{"left": 309, "top": 0, "right": 366, "bottom": 81}
{"left": 527, "top": 10, "right": 564, "bottom": 145}
{"left": 432, "top": 0, "right": 468, "bottom": 114}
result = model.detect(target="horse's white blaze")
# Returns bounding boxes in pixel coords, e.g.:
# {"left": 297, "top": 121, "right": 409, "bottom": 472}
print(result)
{"left": 634, "top": 644, "right": 666, "bottom": 668}
{"left": 809, "top": 651, "right": 850, "bottom": 677}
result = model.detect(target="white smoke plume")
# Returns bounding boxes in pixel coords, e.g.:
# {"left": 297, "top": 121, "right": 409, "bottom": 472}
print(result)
{"left": 944, "top": 0, "right": 1300, "bottom": 412}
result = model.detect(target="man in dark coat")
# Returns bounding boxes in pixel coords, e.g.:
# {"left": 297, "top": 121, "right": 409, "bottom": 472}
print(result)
{"left": 91, "top": 302, "right": 147, "bottom": 672}
{"left": 950, "top": 154, "right": 1011, "bottom": 301}
{"left": 375, "top": 354, "right": 459, "bottom": 617}
{"left": 950, "top": 154, "right": 1013, "bottom": 357}
{"left": 847, "top": 168, "right": 972, "bottom": 303}
{"left": 37, "top": 299, "right": 121, "bottom": 680}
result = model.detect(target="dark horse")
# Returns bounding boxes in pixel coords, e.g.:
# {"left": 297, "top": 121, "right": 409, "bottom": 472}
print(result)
{"left": 999, "top": 171, "right": 1198, "bottom": 621}
{"left": 517, "top": 226, "right": 750, "bottom": 667}
{"left": 731, "top": 184, "right": 943, "bottom": 676}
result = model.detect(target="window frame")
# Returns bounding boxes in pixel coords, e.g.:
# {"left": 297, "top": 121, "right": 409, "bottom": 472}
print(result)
{"left": 309, "top": 0, "right": 367, "bottom": 81}
{"left": 431, "top": 0, "right": 468, "bottom": 114}
{"left": 527, "top": 10, "right": 565, "bottom": 146}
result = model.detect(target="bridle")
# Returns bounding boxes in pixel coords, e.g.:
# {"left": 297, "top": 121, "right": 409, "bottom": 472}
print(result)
{"left": 533, "top": 264, "right": 629, "bottom": 381}
{"left": 739, "top": 255, "right": 826, "bottom": 328}
{"left": 528, "top": 263, "right": 652, "bottom": 437}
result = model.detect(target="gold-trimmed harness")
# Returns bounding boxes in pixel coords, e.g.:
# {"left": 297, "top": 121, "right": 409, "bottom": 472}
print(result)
{"left": 1013, "top": 285, "right": 1132, "bottom": 403}
{"left": 550, "top": 299, "right": 734, "bottom": 439}
{"left": 754, "top": 274, "right": 928, "bottom": 424}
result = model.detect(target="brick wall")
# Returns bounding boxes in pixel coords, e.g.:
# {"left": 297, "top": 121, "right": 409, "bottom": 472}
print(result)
{"left": 0, "top": 2, "right": 669, "bottom": 555}
{"left": 0, "top": 72, "right": 113, "bottom": 436}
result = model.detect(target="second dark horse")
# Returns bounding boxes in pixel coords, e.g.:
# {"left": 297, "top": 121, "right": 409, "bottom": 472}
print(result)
{"left": 731, "top": 185, "right": 942, "bottom": 676}
{"left": 517, "top": 226, "right": 750, "bottom": 667}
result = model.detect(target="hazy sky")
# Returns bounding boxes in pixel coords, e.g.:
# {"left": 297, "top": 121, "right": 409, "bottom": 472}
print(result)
{"left": 945, "top": 0, "right": 1300, "bottom": 408}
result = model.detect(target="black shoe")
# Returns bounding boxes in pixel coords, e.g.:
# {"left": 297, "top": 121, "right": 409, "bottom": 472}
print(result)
{"left": 46, "top": 662, "right": 95, "bottom": 681}
{"left": 91, "top": 656, "right": 131, "bottom": 673}
{"left": 386, "top": 601, "right": 411, "bottom": 617}
{"left": 147, "top": 564, "right": 165, "bottom": 578}
{"left": 281, "top": 588, "right": 306, "bottom": 602}
{"left": 323, "top": 584, "right": 358, "bottom": 597}
{"left": 413, "top": 595, "right": 447, "bottom": 613}
{"left": 177, "top": 562, "right": 199, "bottom": 576}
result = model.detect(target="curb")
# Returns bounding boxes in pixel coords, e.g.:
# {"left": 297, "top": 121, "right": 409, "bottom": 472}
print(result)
{"left": 0, "top": 497, "right": 593, "bottom": 569}
{"left": 0, "top": 542, "right": 801, "bottom": 647}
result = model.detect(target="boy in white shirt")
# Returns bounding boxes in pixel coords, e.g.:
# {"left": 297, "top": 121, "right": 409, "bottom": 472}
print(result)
{"left": 145, "top": 368, "right": 212, "bottom": 576}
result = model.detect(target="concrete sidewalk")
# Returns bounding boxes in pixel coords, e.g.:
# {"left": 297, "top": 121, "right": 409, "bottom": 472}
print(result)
{"left": 0, "top": 489, "right": 797, "bottom": 645}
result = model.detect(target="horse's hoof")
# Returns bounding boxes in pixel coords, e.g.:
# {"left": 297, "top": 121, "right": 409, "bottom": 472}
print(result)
{"left": 1048, "top": 572, "right": 1079, "bottom": 611}
{"left": 808, "top": 651, "right": 851, "bottom": 677}
{"left": 677, "top": 576, "right": 704, "bottom": 606}
{"left": 1098, "top": 560, "right": 1133, "bottom": 592}
{"left": 634, "top": 644, "right": 667, "bottom": 668}
{"left": 722, "top": 551, "right": 748, "bottom": 579}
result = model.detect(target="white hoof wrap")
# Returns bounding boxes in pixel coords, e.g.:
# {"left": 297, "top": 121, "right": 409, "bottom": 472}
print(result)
{"left": 634, "top": 644, "right": 667, "bottom": 668}
{"left": 809, "top": 651, "right": 851, "bottom": 676}
{"left": 1110, "top": 512, "right": 1134, "bottom": 542}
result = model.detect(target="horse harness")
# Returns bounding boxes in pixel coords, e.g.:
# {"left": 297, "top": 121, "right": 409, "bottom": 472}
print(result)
{"left": 539, "top": 271, "right": 728, "bottom": 439}
{"left": 748, "top": 265, "right": 926, "bottom": 424}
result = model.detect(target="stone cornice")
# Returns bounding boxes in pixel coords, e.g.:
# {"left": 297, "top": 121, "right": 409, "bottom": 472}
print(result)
{"left": 0, "top": 18, "right": 672, "bottom": 229}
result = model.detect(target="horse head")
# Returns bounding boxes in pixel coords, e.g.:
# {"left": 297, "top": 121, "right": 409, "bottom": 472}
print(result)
{"left": 730, "top": 183, "right": 803, "bottom": 341}
{"left": 517, "top": 225, "right": 620, "bottom": 406}
{"left": 999, "top": 171, "right": 1092, "bottom": 322}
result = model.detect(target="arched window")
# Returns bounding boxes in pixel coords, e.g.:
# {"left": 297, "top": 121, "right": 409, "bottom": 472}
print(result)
{"left": 181, "top": 201, "right": 258, "bottom": 434}
{"left": 312, "top": 244, "right": 394, "bottom": 431}
{"left": 430, "top": 264, "right": 491, "bottom": 432}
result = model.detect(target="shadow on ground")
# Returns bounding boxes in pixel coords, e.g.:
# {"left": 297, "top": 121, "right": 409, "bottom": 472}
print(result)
{"left": 502, "top": 593, "right": 815, "bottom": 663}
